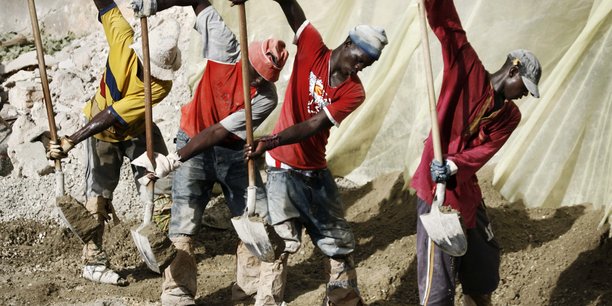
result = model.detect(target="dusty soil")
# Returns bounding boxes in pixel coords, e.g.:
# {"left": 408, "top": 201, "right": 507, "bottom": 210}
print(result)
{"left": 0, "top": 166, "right": 610, "bottom": 306}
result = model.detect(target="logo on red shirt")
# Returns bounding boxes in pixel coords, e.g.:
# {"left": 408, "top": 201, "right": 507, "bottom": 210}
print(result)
{"left": 307, "top": 72, "right": 330, "bottom": 114}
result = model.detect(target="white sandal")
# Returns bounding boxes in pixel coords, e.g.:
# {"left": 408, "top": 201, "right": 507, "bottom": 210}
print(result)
{"left": 82, "top": 264, "right": 128, "bottom": 286}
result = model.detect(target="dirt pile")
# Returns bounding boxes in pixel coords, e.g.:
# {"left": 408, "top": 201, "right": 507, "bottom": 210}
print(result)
{"left": 0, "top": 167, "right": 610, "bottom": 306}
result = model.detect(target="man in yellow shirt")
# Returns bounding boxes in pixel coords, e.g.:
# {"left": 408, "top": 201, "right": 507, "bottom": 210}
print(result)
{"left": 48, "top": 0, "right": 181, "bottom": 286}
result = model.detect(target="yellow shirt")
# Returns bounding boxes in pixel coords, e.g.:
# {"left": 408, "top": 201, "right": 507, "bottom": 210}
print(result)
{"left": 83, "top": 4, "right": 172, "bottom": 142}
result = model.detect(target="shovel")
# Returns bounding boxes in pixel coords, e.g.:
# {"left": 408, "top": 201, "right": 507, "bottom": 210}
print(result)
{"left": 230, "top": 3, "right": 275, "bottom": 263}
{"left": 27, "top": 0, "right": 98, "bottom": 244}
{"left": 130, "top": 16, "right": 175, "bottom": 274}
{"left": 417, "top": 0, "right": 467, "bottom": 257}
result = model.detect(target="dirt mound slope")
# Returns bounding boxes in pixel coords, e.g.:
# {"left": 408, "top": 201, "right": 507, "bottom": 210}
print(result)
{"left": 1, "top": 167, "right": 610, "bottom": 305}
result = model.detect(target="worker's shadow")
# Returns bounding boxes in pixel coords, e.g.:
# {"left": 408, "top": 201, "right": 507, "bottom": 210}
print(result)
{"left": 378, "top": 198, "right": 587, "bottom": 305}
{"left": 278, "top": 172, "right": 419, "bottom": 304}
{"left": 348, "top": 173, "right": 420, "bottom": 305}
{"left": 157, "top": 177, "right": 589, "bottom": 305}
{"left": 488, "top": 201, "right": 586, "bottom": 254}
{"left": 191, "top": 172, "right": 418, "bottom": 305}
{"left": 548, "top": 230, "right": 611, "bottom": 306}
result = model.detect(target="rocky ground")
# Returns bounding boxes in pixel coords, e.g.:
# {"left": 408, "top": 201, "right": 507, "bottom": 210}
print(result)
{"left": 0, "top": 167, "right": 611, "bottom": 306}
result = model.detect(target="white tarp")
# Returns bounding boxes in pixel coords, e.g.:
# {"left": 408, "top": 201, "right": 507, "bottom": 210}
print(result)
{"left": 198, "top": 0, "right": 611, "bottom": 223}
{"left": 4, "top": 0, "right": 610, "bottom": 224}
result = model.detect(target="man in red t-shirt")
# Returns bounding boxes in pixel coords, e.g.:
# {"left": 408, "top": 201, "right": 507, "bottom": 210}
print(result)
{"left": 131, "top": 0, "right": 288, "bottom": 304}
{"left": 243, "top": 0, "right": 387, "bottom": 305}
{"left": 411, "top": 1, "right": 542, "bottom": 305}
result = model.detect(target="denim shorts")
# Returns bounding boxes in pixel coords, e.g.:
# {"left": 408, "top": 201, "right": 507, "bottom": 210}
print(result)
{"left": 169, "top": 129, "right": 266, "bottom": 237}
{"left": 85, "top": 124, "right": 171, "bottom": 200}
{"left": 266, "top": 167, "right": 355, "bottom": 257}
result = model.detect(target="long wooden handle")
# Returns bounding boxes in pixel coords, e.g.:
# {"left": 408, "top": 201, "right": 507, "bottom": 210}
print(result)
{"left": 418, "top": 0, "right": 442, "bottom": 163}
{"left": 140, "top": 17, "right": 155, "bottom": 224}
{"left": 141, "top": 17, "right": 155, "bottom": 168}
{"left": 237, "top": 4, "right": 256, "bottom": 188}
{"left": 27, "top": 0, "right": 63, "bottom": 173}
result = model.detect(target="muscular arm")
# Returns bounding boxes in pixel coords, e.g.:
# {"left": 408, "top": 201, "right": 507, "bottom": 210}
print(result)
{"left": 67, "top": 108, "right": 119, "bottom": 144}
{"left": 273, "top": 0, "right": 306, "bottom": 34}
{"left": 176, "top": 123, "right": 231, "bottom": 161}
{"left": 247, "top": 111, "right": 333, "bottom": 159}
{"left": 275, "top": 111, "right": 333, "bottom": 146}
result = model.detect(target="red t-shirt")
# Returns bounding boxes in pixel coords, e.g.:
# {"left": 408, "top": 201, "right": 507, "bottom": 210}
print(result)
{"left": 180, "top": 60, "right": 256, "bottom": 139}
{"left": 410, "top": 0, "right": 521, "bottom": 228}
{"left": 269, "top": 22, "right": 365, "bottom": 170}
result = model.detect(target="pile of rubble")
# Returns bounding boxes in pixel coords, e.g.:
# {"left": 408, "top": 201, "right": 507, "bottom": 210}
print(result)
{"left": 0, "top": 7, "right": 194, "bottom": 222}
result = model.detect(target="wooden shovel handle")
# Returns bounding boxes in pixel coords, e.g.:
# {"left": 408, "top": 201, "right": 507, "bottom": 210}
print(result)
{"left": 27, "top": 0, "right": 62, "bottom": 173}
{"left": 418, "top": 0, "right": 443, "bottom": 164}
{"left": 140, "top": 17, "right": 156, "bottom": 225}
{"left": 237, "top": 4, "right": 256, "bottom": 187}
{"left": 140, "top": 17, "right": 155, "bottom": 168}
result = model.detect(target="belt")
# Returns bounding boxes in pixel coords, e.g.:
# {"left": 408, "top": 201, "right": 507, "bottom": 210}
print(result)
{"left": 265, "top": 153, "right": 326, "bottom": 178}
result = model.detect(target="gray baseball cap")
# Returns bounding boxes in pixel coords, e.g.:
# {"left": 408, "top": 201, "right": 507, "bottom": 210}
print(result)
{"left": 508, "top": 49, "right": 542, "bottom": 98}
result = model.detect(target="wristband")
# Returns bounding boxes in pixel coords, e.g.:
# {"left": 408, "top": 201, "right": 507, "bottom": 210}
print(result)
{"left": 260, "top": 134, "right": 280, "bottom": 151}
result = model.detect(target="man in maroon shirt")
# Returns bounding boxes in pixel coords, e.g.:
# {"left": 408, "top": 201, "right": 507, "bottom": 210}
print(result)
{"left": 243, "top": 0, "right": 387, "bottom": 304}
{"left": 411, "top": 0, "right": 542, "bottom": 305}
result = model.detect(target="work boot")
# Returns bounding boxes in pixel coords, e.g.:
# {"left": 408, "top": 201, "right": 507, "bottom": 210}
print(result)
{"left": 82, "top": 264, "right": 128, "bottom": 286}
{"left": 161, "top": 287, "right": 196, "bottom": 306}
{"left": 81, "top": 196, "right": 127, "bottom": 286}
{"left": 232, "top": 242, "right": 260, "bottom": 304}
{"left": 254, "top": 253, "right": 289, "bottom": 306}
{"left": 321, "top": 297, "right": 365, "bottom": 306}
{"left": 325, "top": 256, "right": 364, "bottom": 306}
{"left": 463, "top": 294, "right": 492, "bottom": 306}
{"left": 162, "top": 236, "right": 197, "bottom": 306}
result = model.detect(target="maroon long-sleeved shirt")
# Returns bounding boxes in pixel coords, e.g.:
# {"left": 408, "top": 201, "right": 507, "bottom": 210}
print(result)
{"left": 411, "top": 0, "right": 521, "bottom": 228}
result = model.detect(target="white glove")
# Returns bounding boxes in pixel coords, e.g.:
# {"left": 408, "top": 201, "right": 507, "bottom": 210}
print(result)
{"left": 47, "top": 136, "right": 75, "bottom": 160}
{"left": 130, "top": 0, "right": 158, "bottom": 18}
{"left": 132, "top": 152, "right": 182, "bottom": 185}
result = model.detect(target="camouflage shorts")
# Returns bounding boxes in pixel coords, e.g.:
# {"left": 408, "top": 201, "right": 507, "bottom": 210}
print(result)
{"left": 153, "top": 194, "right": 173, "bottom": 232}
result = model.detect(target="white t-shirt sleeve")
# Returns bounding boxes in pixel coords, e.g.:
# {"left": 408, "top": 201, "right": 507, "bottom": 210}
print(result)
{"left": 293, "top": 20, "right": 311, "bottom": 45}
{"left": 194, "top": 6, "right": 240, "bottom": 64}
{"left": 219, "top": 83, "right": 278, "bottom": 140}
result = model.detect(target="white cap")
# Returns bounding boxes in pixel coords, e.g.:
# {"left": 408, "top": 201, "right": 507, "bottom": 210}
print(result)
{"left": 348, "top": 25, "right": 388, "bottom": 60}
{"left": 131, "top": 19, "right": 182, "bottom": 81}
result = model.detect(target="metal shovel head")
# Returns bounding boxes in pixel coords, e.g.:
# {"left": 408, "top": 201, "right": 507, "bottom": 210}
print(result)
{"left": 420, "top": 196, "right": 468, "bottom": 257}
{"left": 230, "top": 186, "right": 275, "bottom": 262}
{"left": 56, "top": 195, "right": 98, "bottom": 244}
{"left": 231, "top": 214, "right": 275, "bottom": 262}
{"left": 130, "top": 223, "right": 176, "bottom": 274}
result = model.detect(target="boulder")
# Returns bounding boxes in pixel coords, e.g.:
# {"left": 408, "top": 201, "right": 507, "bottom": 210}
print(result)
{"left": 6, "top": 115, "right": 53, "bottom": 178}
{"left": 1, "top": 51, "right": 58, "bottom": 76}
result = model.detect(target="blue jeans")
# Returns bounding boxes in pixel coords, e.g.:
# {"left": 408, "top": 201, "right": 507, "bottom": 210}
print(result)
{"left": 266, "top": 167, "right": 361, "bottom": 305}
{"left": 85, "top": 123, "right": 171, "bottom": 200}
{"left": 266, "top": 167, "right": 355, "bottom": 257}
{"left": 169, "top": 129, "right": 265, "bottom": 237}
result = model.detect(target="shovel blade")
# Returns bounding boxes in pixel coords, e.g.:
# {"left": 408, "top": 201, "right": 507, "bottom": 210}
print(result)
{"left": 56, "top": 195, "right": 99, "bottom": 244}
{"left": 420, "top": 204, "right": 468, "bottom": 257}
{"left": 131, "top": 223, "right": 176, "bottom": 274}
{"left": 231, "top": 215, "right": 275, "bottom": 262}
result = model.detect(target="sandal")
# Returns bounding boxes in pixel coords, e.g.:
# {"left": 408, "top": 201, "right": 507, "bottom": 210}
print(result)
{"left": 82, "top": 264, "right": 128, "bottom": 286}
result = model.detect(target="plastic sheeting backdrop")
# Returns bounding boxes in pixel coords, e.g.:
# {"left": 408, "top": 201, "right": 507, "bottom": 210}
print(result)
{"left": 181, "top": 0, "right": 612, "bottom": 226}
